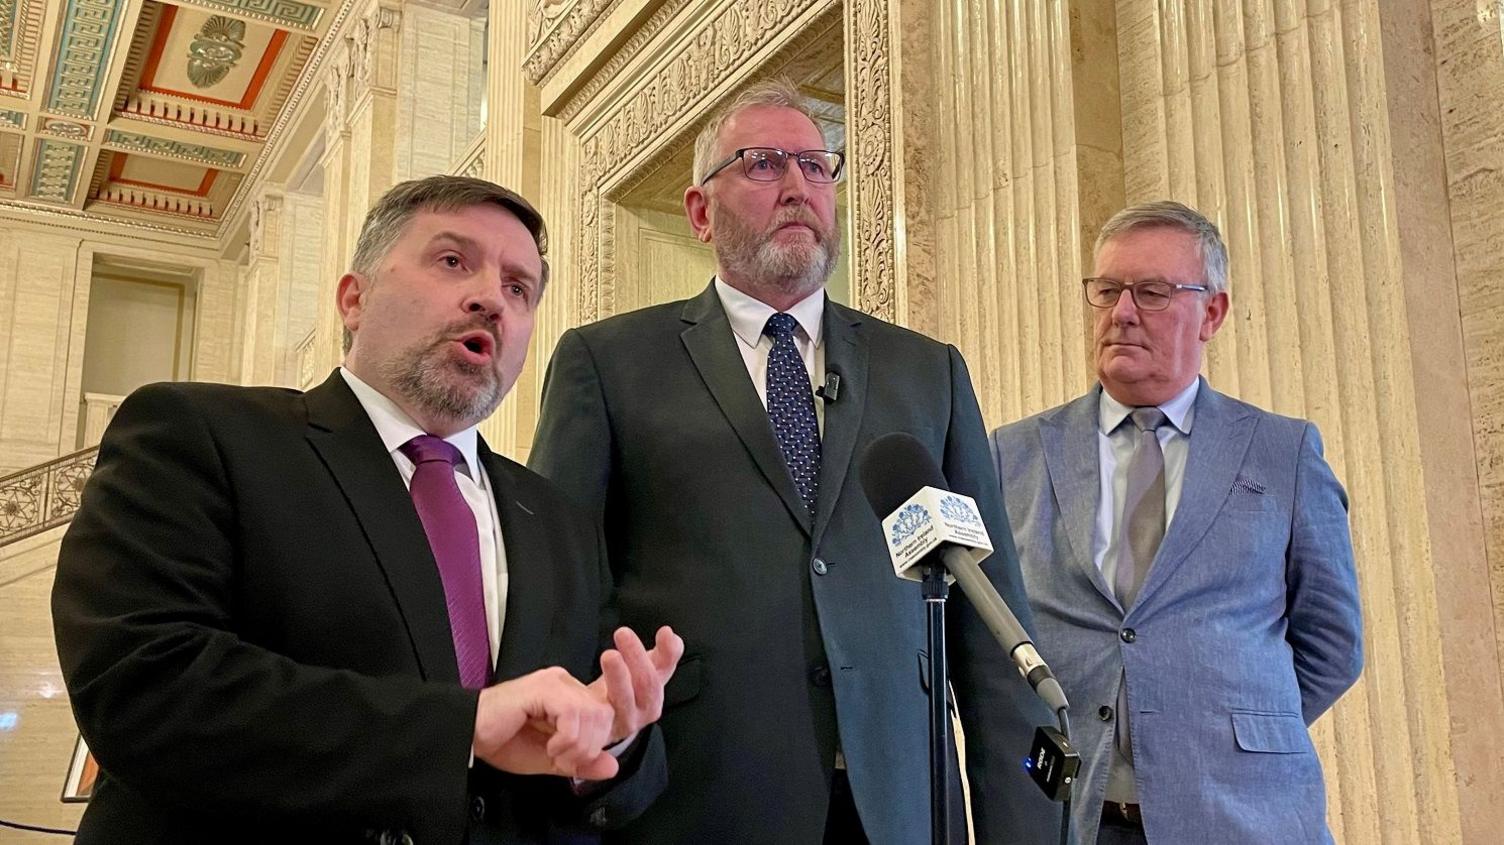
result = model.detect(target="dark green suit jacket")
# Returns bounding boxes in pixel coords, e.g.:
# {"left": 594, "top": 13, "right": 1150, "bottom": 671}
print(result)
{"left": 530, "top": 284, "right": 1057, "bottom": 844}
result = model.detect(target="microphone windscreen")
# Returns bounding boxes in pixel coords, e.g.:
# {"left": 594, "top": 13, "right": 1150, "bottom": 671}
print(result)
{"left": 859, "top": 431, "right": 950, "bottom": 519}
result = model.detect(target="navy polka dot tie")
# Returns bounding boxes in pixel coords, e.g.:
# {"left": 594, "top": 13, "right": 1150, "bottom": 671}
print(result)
{"left": 763, "top": 313, "right": 821, "bottom": 515}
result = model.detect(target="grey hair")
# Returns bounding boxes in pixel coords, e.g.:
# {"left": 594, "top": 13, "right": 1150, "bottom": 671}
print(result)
{"left": 692, "top": 77, "right": 822, "bottom": 186}
{"left": 1094, "top": 200, "right": 1229, "bottom": 295}
{"left": 343, "top": 175, "right": 549, "bottom": 352}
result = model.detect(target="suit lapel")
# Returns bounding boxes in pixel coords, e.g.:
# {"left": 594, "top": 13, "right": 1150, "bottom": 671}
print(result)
{"left": 482, "top": 446, "right": 557, "bottom": 682}
{"left": 680, "top": 283, "right": 813, "bottom": 534}
{"left": 1039, "top": 388, "right": 1116, "bottom": 606}
{"left": 810, "top": 300, "right": 867, "bottom": 548}
{"left": 1135, "top": 380, "right": 1256, "bottom": 606}
{"left": 303, "top": 371, "right": 460, "bottom": 685}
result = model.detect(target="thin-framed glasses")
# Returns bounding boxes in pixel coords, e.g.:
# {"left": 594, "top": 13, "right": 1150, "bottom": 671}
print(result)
{"left": 1082, "top": 277, "right": 1210, "bottom": 312}
{"left": 699, "top": 147, "right": 846, "bottom": 186}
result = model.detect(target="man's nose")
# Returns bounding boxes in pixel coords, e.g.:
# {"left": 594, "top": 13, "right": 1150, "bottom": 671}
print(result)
{"left": 463, "top": 287, "right": 503, "bottom": 321}
{"left": 1109, "top": 287, "right": 1141, "bottom": 323}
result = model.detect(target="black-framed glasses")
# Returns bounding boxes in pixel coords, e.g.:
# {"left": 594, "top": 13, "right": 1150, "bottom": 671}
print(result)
{"left": 700, "top": 147, "right": 846, "bottom": 185}
{"left": 1082, "top": 277, "right": 1210, "bottom": 312}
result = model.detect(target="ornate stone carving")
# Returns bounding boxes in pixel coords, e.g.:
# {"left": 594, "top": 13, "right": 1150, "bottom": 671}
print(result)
{"left": 28, "top": 139, "right": 84, "bottom": 202}
{"left": 186, "top": 15, "right": 248, "bottom": 89}
{"left": 0, "top": 107, "right": 25, "bottom": 129}
{"left": 177, "top": 0, "right": 324, "bottom": 32}
{"left": 524, "top": 0, "right": 617, "bottom": 86}
{"left": 44, "top": 0, "right": 126, "bottom": 118}
{"left": 323, "top": 38, "right": 353, "bottom": 137}
{"left": 351, "top": 3, "right": 400, "bottom": 87}
{"left": 103, "top": 130, "right": 246, "bottom": 168}
{"left": 846, "top": 0, "right": 894, "bottom": 320}
{"left": 570, "top": 0, "right": 833, "bottom": 322}
{"left": 249, "top": 190, "right": 283, "bottom": 258}
{"left": 39, "top": 117, "right": 89, "bottom": 138}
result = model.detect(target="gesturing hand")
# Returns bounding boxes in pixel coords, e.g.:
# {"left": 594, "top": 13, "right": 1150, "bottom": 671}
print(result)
{"left": 591, "top": 626, "right": 684, "bottom": 745}
{"left": 472, "top": 666, "right": 620, "bottom": 781}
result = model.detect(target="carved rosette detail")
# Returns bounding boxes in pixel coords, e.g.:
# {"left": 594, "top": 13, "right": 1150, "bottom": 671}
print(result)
{"left": 848, "top": 0, "right": 894, "bottom": 321}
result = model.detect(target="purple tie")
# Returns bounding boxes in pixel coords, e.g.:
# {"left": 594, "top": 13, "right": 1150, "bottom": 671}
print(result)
{"left": 400, "top": 435, "right": 490, "bottom": 689}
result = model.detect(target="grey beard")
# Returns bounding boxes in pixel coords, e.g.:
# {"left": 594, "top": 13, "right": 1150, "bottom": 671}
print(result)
{"left": 382, "top": 338, "right": 504, "bottom": 427}
{"left": 715, "top": 214, "right": 841, "bottom": 301}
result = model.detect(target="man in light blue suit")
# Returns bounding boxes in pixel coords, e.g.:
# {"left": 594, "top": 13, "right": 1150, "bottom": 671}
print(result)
{"left": 990, "top": 201, "right": 1363, "bottom": 844}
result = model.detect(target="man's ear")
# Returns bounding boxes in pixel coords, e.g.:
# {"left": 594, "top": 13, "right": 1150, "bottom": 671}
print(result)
{"left": 1200, "top": 290, "right": 1229, "bottom": 341}
{"left": 684, "top": 185, "right": 713, "bottom": 243}
{"left": 336, "top": 272, "right": 368, "bottom": 333}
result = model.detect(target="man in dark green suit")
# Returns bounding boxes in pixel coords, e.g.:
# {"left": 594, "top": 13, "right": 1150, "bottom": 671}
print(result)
{"left": 530, "top": 80, "right": 1057, "bottom": 844}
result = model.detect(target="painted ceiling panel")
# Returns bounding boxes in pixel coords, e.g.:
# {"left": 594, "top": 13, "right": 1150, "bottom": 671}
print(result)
{"left": 139, "top": 7, "right": 286, "bottom": 109}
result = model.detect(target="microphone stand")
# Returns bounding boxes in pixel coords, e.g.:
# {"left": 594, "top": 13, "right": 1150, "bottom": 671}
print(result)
{"left": 922, "top": 563, "right": 951, "bottom": 845}
{"left": 1057, "top": 708, "right": 1072, "bottom": 845}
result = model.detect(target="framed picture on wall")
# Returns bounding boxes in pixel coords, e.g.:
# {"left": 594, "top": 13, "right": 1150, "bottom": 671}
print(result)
{"left": 61, "top": 734, "right": 98, "bottom": 802}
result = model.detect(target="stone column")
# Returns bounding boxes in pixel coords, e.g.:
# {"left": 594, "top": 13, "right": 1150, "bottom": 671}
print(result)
{"left": 479, "top": 0, "right": 543, "bottom": 460}
{"left": 239, "top": 186, "right": 286, "bottom": 386}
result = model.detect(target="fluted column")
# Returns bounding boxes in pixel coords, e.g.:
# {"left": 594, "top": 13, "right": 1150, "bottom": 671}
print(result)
{"left": 1114, "top": 1, "right": 1466, "bottom": 840}
{"left": 924, "top": 0, "right": 1099, "bottom": 427}
{"left": 478, "top": 0, "right": 542, "bottom": 460}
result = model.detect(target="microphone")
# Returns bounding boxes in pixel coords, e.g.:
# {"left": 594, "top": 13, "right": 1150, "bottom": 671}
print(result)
{"left": 859, "top": 432, "right": 1069, "bottom": 714}
{"left": 815, "top": 372, "right": 841, "bottom": 402}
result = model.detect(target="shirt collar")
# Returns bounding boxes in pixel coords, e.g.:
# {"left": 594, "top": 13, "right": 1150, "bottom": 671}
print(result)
{"left": 339, "top": 366, "right": 482, "bottom": 479}
{"left": 1098, "top": 377, "right": 1200, "bottom": 437}
{"left": 714, "top": 276, "right": 825, "bottom": 350}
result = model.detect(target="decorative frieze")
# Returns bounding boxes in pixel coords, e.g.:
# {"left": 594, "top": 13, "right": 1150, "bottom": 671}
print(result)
{"left": 570, "top": 0, "right": 835, "bottom": 323}
{"left": 104, "top": 129, "right": 246, "bottom": 168}
{"left": 177, "top": 0, "right": 325, "bottom": 32}
{"left": 0, "top": 108, "right": 22, "bottom": 129}
{"left": 44, "top": 0, "right": 126, "bottom": 118}
{"left": 524, "top": 0, "right": 617, "bottom": 86}
{"left": 28, "top": 139, "right": 85, "bottom": 202}
{"left": 844, "top": 0, "right": 893, "bottom": 320}
{"left": 38, "top": 118, "right": 90, "bottom": 139}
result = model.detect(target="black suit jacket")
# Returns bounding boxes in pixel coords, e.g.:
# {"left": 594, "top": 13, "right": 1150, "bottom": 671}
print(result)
{"left": 52, "top": 372, "right": 664, "bottom": 845}
{"left": 530, "top": 284, "right": 1058, "bottom": 844}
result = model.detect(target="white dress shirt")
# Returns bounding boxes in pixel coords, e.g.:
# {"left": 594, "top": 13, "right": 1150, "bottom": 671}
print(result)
{"left": 339, "top": 367, "right": 509, "bottom": 669}
{"left": 714, "top": 277, "right": 827, "bottom": 435}
{"left": 1092, "top": 378, "right": 1200, "bottom": 587}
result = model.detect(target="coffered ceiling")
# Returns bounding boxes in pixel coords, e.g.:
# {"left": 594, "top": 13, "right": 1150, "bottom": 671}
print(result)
{"left": 0, "top": 0, "right": 346, "bottom": 239}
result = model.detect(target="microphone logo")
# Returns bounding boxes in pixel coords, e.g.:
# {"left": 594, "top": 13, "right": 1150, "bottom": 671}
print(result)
{"left": 888, "top": 504, "right": 932, "bottom": 547}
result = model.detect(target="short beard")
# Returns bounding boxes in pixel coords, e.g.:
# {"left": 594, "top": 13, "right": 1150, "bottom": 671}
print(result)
{"left": 381, "top": 321, "right": 505, "bottom": 428}
{"left": 713, "top": 203, "right": 840, "bottom": 303}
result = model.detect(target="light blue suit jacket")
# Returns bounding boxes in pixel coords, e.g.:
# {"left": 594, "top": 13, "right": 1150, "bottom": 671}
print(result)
{"left": 990, "top": 380, "right": 1363, "bottom": 844}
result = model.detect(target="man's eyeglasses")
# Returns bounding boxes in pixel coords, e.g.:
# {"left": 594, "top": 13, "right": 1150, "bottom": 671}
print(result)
{"left": 700, "top": 147, "right": 846, "bottom": 186}
{"left": 1082, "top": 277, "right": 1210, "bottom": 312}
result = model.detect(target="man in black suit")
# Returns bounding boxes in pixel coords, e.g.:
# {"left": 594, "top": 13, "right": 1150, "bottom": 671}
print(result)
{"left": 52, "top": 176, "right": 682, "bottom": 844}
{"left": 529, "top": 80, "right": 1056, "bottom": 844}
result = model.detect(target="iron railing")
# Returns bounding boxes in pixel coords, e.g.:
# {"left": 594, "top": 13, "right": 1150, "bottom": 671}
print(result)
{"left": 0, "top": 446, "right": 99, "bottom": 548}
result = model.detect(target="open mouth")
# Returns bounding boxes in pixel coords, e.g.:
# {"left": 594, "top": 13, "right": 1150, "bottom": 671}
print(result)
{"left": 455, "top": 331, "right": 496, "bottom": 362}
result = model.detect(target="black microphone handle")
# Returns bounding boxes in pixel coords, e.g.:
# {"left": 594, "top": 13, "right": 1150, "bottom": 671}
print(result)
{"left": 940, "top": 546, "right": 1070, "bottom": 713}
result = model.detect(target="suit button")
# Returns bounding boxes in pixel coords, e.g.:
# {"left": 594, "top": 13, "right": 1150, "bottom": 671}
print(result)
{"left": 589, "top": 806, "right": 609, "bottom": 828}
{"left": 1120, "top": 628, "right": 1136, "bottom": 643}
{"left": 812, "top": 557, "right": 829, "bottom": 575}
{"left": 471, "top": 796, "right": 485, "bottom": 821}
{"left": 1098, "top": 705, "right": 1114, "bottom": 722}
{"left": 811, "top": 664, "right": 832, "bottom": 687}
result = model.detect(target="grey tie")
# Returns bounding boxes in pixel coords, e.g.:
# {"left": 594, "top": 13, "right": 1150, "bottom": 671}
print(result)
{"left": 1114, "top": 407, "right": 1168, "bottom": 610}
{"left": 1110, "top": 407, "right": 1168, "bottom": 796}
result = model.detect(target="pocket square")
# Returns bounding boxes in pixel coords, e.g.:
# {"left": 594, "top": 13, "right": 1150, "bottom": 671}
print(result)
{"left": 1233, "top": 476, "right": 1266, "bottom": 495}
